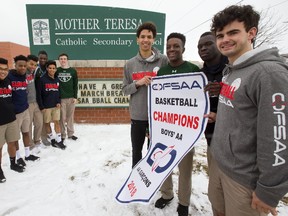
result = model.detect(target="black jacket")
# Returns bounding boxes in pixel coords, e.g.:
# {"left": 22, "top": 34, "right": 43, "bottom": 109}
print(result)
{"left": 201, "top": 55, "right": 228, "bottom": 139}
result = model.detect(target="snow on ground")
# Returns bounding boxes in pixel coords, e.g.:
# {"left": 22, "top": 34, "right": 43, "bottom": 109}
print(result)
{"left": 0, "top": 124, "right": 287, "bottom": 216}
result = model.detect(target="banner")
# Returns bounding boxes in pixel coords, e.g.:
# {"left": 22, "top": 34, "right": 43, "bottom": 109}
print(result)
{"left": 116, "top": 72, "right": 209, "bottom": 203}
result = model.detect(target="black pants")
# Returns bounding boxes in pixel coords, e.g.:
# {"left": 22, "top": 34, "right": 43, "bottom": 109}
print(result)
{"left": 131, "top": 119, "right": 149, "bottom": 168}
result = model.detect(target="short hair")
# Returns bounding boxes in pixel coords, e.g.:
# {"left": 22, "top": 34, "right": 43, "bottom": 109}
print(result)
{"left": 136, "top": 22, "right": 157, "bottom": 38}
{"left": 211, "top": 5, "right": 260, "bottom": 34}
{"left": 14, "top": 55, "right": 28, "bottom": 63}
{"left": 46, "top": 60, "right": 57, "bottom": 68}
{"left": 0, "top": 58, "right": 8, "bottom": 65}
{"left": 167, "top": 32, "right": 186, "bottom": 47}
{"left": 200, "top": 31, "right": 214, "bottom": 38}
{"left": 58, "top": 53, "right": 69, "bottom": 59}
{"left": 27, "top": 54, "right": 38, "bottom": 62}
{"left": 38, "top": 50, "right": 48, "bottom": 56}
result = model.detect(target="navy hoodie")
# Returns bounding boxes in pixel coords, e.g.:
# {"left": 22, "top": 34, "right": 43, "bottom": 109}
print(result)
{"left": 37, "top": 72, "right": 61, "bottom": 110}
{"left": 8, "top": 70, "right": 29, "bottom": 114}
{"left": 0, "top": 77, "right": 16, "bottom": 125}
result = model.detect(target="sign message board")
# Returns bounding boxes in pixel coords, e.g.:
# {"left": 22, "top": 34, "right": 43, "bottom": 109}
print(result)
{"left": 26, "top": 4, "right": 165, "bottom": 60}
{"left": 76, "top": 79, "right": 129, "bottom": 107}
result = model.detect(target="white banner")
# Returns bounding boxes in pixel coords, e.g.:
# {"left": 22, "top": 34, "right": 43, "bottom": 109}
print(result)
{"left": 116, "top": 72, "right": 209, "bottom": 203}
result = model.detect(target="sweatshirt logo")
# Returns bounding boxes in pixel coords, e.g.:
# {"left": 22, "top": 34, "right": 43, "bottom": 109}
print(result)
{"left": 272, "top": 93, "right": 286, "bottom": 166}
{"left": 132, "top": 71, "right": 157, "bottom": 81}
{"left": 45, "top": 83, "right": 59, "bottom": 91}
{"left": 132, "top": 66, "right": 160, "bottom": 80}
{"left": 219, "top": 78, "right": 241, "bottom": 108}
{"left": 58, "top": 73, "right": 72, "bottom": 82}
{"left": 26, "top": 73, "right": 35, "bottom": 84}
{"left": 11, "top": 81, "right": 28, "bottom": 91}
{"left": 0, "top": 85, "right": 12, "bottom": 98}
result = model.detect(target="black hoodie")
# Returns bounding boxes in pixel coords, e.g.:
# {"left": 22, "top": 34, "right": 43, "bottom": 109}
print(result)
{"left": 201, "top": 55, "right": 228, "bottom": 139}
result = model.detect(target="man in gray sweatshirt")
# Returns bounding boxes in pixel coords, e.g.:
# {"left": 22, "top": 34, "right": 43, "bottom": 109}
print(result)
{"left": 27, "top": 54, "right": 43, "bottom": 153}
{"left": 122, "top": 22, "right": 168, "bottom": 168}
{"left": 207, "top": 5, "right": 288, "bottom": 216}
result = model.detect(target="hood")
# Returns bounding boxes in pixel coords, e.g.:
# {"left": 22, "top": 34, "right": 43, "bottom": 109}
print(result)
{"left": 223, "top": 47, "right": 288, "bottom": 76}
{"left": 234, "top": 46, "right": 285, "bottom": 68}
{"left": 135, "top": 47, "right": 162, "bottom": 64}
{"left": 9, "top": 69, "right": 26, "bottom": 77}
{"left": 202, "top": 55, "right": 228, "bottom": 75}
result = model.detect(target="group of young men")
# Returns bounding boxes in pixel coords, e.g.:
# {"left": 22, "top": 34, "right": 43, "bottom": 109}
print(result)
{"left": 0, "top": 51, "right": 78, "bottom": 183}
{"left": 123, "top": 4, "right": 288, "bottom": 216}
{"left": 1, "top": 3, "right": 287, "bottom": 216}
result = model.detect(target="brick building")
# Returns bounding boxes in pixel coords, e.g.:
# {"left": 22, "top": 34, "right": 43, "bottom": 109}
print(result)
{"left": 0, "top": 41, "right": 130, "bottom": 124}
{"left": 69, "top": 60, "right": 130, "bottom": 124}
{"left": 0, "top": 42, "right": 30, "bottom": 68}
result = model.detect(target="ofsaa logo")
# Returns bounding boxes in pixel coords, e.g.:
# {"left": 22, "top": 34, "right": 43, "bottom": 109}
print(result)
{"left": 272, "top": 93, "right": 287, "bottom": 166}
{"left": 151, "top": 80, "right": 202, "bottom": 91}
{"left": 146, "top": 143, "right": 176, "bottom": 173}
{"left": 32, "top": 19, "right": 50, "bottom": 45}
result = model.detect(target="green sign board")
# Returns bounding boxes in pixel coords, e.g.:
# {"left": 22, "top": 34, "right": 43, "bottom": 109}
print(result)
{"left": 26, "top": 4, "right": 166, "bottom": 60}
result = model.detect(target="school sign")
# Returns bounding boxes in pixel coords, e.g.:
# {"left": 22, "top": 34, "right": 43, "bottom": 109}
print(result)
{"left": 26, "top": 4, "right": 166, "bottom": 60}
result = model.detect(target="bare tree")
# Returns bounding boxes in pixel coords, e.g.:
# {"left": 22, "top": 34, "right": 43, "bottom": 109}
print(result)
{"left": 254, "top": 9, "right": 288, "bottom": 49}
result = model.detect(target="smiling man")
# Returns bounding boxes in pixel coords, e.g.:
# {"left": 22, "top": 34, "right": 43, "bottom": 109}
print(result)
{"left": 197, "top": 32, "right": 228, "bottom": 168}
{"left": 122, "top": 22, "right": 168, "bottom": 168}
{"left": 154, "top": 32, "right": 199, "bottom": 216}
{"left": 208, "top": 5, "right": 288, "bottom": 216}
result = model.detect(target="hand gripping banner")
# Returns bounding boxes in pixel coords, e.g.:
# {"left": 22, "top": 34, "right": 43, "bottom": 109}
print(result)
{"left": 116, "top": 72, "right": 209, "bottom": 203}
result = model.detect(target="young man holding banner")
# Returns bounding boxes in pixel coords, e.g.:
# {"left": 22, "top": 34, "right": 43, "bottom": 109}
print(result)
{"left": 154, "top": 32, "right": 199, "bottom": 216}
{"left": 116, "top": 32, "right": 208, "bottom": 206}
{"left": 122, "top": 22, "right": 168, "bottom": 168}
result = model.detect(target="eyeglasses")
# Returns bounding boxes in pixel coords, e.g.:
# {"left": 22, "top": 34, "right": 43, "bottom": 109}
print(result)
{"left": 0, "top": 67, "right": 8, "bottom": 72}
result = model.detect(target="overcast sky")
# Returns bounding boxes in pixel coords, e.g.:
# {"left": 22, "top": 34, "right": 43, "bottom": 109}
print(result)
{"left": 1, "top": 0, "right": 288, "bottom": 61}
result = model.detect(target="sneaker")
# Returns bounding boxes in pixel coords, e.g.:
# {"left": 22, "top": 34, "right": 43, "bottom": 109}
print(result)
{"left": 155, "top": 197, "right": 174, "bottom": 209}
{"left": 68, "top": 135, "right": 78, "bottom": 140}
{"left": 17, "top": 158, "right": 26, "bottom": 167}
{"left": 0, "top": 168, "right": 6, "bottom": 183}
{"left": 25, "top": 154, "right": 40, "bottom": 161}
{"left": 52, "top": 140, "right": 66, "bottom": 150}
{"left": 177, "top": 204, "right": 188, "bottom": 216}
{"left": 57, "top": 141, "right": 67, "bottom": 150}
{"left": 10, "top": 163, "right": 25, "bottom": 173}
{"left": 51, "top": 139, "right": 57, "bottom": 148}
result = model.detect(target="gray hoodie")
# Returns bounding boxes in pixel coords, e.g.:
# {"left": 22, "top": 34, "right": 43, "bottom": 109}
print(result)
{"left": 211, "top": 47, "right": 288, "bottom": 207}
{"left": 26, "top": 70, "right": 37, "bottom": 104}
{"left": 122, "top": 47, "right": 168, "bottom": 120}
